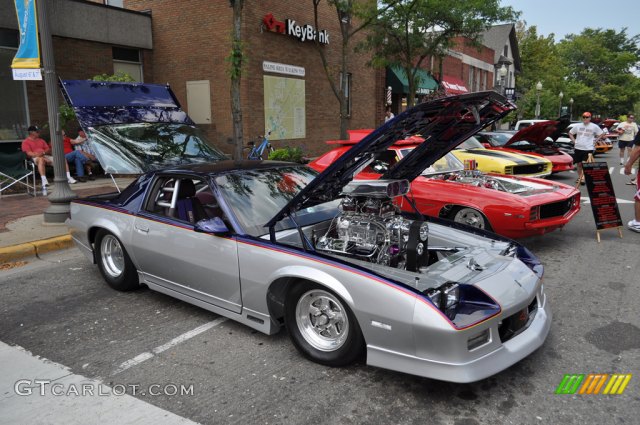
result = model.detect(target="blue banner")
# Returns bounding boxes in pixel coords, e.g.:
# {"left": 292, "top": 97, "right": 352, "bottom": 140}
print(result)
{"left": 12, "top": 0, "right": 40, "bottom": 69}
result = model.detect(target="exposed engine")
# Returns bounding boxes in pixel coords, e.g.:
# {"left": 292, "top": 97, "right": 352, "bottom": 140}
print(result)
{"left": 431, "top": 170, "right": 537, "bottom": 194}
{"left": 315, "top": 180, "right": 430, "bottom": 272}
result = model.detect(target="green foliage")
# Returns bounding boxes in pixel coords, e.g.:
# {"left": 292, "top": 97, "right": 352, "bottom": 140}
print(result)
{"left": 268, "top": 146, "right": 305, "bottom": 163}
{"left": 91, "top": 72, "right": 136, "bottom": 82}
{"left": 59, "top": 104, "right": 77, "bottom": 128}
{"left": 361, "top": 0, "right": 517, "bottom": 106}
{"left": 516, "top": 24, "right": 640, "bottom": 119}
{"left": 226, "top": 38, "right": 245, "bottom": 80}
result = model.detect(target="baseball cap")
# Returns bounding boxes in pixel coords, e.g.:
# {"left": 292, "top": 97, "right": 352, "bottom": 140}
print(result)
{"left": 27, "top": 125, "right": 39, "bottom": 132}
{"left": 582, "top": 112, "right": 591, "bottom": 118}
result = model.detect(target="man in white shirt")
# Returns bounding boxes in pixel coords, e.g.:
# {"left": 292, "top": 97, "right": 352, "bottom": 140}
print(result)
{"left": 616, "top": 114, "right": 638, "bottom": 165}
{"left": 568, "top": 112, "right": 605, "bottom": 184}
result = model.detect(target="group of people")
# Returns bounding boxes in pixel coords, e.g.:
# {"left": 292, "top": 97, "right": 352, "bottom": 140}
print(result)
{"left": 568, "top": 111, "right": 640, "bottom": 233}
{"left": 20, "top": 126, "right": 97, "bottom": 188}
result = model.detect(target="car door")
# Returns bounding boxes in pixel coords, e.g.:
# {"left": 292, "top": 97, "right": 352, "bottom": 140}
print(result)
{"left": 131, "top": 174, "right": 242, "bottom": 313}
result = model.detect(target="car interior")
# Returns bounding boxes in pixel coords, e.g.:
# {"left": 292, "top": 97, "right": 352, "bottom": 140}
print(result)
{"left": 146, "top": 176, "right": 226, "bottom": 225}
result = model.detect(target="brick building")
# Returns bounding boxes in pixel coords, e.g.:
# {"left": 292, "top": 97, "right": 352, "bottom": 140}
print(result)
{"left": 124, "top": 0, "right": 379, "bottom": 156}
{"left": 0, "top": 0, "right": 152, "bottom": 152}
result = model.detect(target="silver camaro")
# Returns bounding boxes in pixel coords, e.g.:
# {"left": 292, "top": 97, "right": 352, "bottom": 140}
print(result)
{"left": 63, "top": 80, "right": 551, "bottom": 383}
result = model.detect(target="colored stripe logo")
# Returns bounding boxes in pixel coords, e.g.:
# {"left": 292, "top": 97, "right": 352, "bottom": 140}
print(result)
{"left": 555, "top": 374, "right": 632, "bottom": 395}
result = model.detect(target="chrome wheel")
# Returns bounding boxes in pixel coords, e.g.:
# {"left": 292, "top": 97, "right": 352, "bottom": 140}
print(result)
{"left": 453, "top": 208, "right": 487, "bottom": 229}
{"left": 295, "top": 289, "right": 349, "bottom": 352}
{"left": 100, "top": 234, "right": 125, "bottom": 278}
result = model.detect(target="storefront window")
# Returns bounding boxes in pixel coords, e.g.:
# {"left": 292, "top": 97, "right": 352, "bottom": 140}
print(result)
{"left": 0, "top": 46, "right": 29, "bottom": 142}
{"left": 113, "top": 47, "right": 142, "bottom": 82}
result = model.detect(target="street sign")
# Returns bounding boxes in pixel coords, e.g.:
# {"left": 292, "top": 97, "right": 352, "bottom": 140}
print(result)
{"left": 582, "top": 161, "right": 623, "bottom": 242}
{"left": 12, "top": 68, "right": 42, "bottom": 80}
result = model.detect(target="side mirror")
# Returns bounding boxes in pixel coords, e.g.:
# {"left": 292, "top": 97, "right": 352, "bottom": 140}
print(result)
{"left": 194, "top": 217, "right": 230, "bottom": 235}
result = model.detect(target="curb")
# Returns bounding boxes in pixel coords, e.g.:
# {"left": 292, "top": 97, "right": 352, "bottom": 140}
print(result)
{"left": 0, "top": 235, "right": 73, "bottom": 264}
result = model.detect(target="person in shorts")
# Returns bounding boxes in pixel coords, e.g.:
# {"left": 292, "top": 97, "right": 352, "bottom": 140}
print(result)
{"left": 21, "top": 125, "right": 76, "bottom": 186}
{"left": 624, "top": 136, "right": 640, "bottom": 232}
{"left": 569, "top": 112, "right": 605, "bottom": 184}
{"left": 617, "top": 114, "right": 638, "bottom": 165}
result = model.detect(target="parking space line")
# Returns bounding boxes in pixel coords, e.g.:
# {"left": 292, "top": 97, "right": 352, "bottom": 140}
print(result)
{"left": 112, "top": 317, "right": 228, "bottom": 376}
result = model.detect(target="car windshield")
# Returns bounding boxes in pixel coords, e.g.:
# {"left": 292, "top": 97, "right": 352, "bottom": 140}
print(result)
{"left": 456, "top": 136, "right": 485, "bottom": 150}
{"left": 87, "top": 123, "right": 227, "bottom": 174}
{"left": 398, "top": 150, "right": 463, "bottom": 175}
{"left": 483, "top": 133, "right": 512, "bottom": 146}
{"left": 215, "top": 166, "right": 339, "bottom": 236}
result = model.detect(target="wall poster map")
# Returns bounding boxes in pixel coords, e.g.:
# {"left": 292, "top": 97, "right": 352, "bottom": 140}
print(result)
{"left": 263, "top": 75, "right": 306, "bottom": 140}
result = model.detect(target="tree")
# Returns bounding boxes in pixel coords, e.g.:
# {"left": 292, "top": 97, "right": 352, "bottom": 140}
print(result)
{"left": 311, "top": 0, "right": 390, "bottom": 139}
{"left": 557, "top": 28, "right": 640, "bottom": 117}
{"left": 362, "top": 0, "right": 517, "bottom": 107}
{"left": 514, "top": 23, "right": 567, "bottom": 119}
{"left": 229, "top": 0, "right": 245, "bottom": 160}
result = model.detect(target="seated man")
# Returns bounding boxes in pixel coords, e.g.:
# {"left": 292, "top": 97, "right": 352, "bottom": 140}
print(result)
{"left": 72, "top": 128, "right": 96, "bottom": 180}
{"left": 21, "top": 125, "right": 76, "bottom": 186}
{"left": 62, "top": 130, "right": 88, "bottom": 182}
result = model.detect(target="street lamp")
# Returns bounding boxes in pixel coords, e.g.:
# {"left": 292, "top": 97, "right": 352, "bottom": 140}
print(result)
{"left": 498, "top": 64, "right": 508, "bottom": 94}
{"left": 535, "top": 81, "right": 542, "bottom": 119}
{"left": 558, "top": 91, "right": 564, "bottom": 117}
{"left": 569, "top": 98, "right": 574, "bottom": 121}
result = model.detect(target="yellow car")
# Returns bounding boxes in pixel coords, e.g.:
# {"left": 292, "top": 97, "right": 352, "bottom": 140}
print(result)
{"left": 453, "top": 136, "right": 553, "bottom": 177}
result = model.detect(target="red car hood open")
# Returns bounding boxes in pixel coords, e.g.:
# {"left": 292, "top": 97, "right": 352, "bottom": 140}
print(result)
{"left": 506, "top": 118, "right": 570, "bottom": 146}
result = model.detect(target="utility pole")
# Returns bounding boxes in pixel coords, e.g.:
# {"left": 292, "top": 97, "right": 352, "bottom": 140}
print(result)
{"left": 37, "top": 0, "right": 76, "bottom": 222}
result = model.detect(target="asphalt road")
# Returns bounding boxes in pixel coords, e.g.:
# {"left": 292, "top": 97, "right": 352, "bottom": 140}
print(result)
{"left": 1, "top": 150, "right": 639, "bottom": 425}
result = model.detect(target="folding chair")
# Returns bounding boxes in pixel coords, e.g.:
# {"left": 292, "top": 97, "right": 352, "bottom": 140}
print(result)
{"left": 0, "top": 152, "right": 37, "bottom": 198}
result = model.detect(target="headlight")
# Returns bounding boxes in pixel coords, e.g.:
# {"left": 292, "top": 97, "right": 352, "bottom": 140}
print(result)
{"left": 426, "top": 282, "right": 460, "bottom": 319}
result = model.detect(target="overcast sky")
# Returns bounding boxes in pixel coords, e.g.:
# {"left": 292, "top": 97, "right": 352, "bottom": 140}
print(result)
{"left": 500, "top": 0, "right": 640, "bottom": 41}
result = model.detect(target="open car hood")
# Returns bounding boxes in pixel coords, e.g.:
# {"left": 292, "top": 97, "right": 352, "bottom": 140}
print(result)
{"left": 266, "top": 91, "right": 515, "bottom": 228}
{"left": 59, "top": 80, "right": 226, "bottom": 174}
{"left": 505, "top": 117, "right": 570, "bottom": 146}
{"left": 60, "top": 79, "right": 193, "bottom": 127}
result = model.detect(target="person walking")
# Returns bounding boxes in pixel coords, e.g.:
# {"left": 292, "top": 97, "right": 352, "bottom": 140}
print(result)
{"left": 616, "top": 114, "right": 638, "bottom": 165}
{"left": 623, "top": 136, "right": 640, "bottom": 232}
{"left": 568, "top": 112, "right": 605, "bottom": 185}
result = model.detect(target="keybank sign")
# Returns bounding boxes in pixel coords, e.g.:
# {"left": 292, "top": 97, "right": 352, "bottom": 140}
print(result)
{"left": 263, "top": 13, "right": 330, "bottom": 45}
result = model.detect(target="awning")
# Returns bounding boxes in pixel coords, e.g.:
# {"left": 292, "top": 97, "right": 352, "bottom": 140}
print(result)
{"left": 386, "top": 66, "right": 438, "bottom": 95}
{"left": 441, "top": 75, "right": 469, "bottom": 95}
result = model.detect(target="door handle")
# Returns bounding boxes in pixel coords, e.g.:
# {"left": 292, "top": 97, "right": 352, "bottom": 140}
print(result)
{"left": 135, "top": 225, "right": 149, "bottom": 233}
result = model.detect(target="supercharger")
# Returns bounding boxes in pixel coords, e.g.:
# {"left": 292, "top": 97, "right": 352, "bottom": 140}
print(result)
{"left": 316, "top": 180, "right": 430, "bottom": 272}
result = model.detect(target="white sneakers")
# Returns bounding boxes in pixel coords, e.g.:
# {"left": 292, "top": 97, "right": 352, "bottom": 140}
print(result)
{"left": 620, "top": 158, "right": 625, "bottom": 165}
{"left": 629, "top": 220, "right": 640, "bottom": 233}
{"left": 68, "top": 177, "right": 77, "bottom": 184}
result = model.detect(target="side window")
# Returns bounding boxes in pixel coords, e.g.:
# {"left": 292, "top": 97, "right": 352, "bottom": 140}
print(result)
{"left": 144, "top": 176, "right": 224, "bottom": 224}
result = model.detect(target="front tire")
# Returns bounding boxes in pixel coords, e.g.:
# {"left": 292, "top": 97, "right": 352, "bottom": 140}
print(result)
{"left": 285, "top": 282, "right": 364, "bottom": 367}
{"left": 95, "top": 230, "right": 139, "bottom": 291}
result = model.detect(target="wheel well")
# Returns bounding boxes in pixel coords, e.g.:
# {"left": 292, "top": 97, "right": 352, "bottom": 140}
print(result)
{"left": 88, "top": 226, "right": 103, "bottom": 246}
{"left": 266, "top": 277, "right": 297, "bottom": 324}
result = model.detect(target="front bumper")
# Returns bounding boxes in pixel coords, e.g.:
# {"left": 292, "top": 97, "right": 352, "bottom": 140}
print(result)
{"left": 366, "top": 295, "right": 552, "bottom": 383}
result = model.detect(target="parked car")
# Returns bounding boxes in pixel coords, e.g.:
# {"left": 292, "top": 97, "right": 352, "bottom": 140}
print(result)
{"left": 452, "top": 136, "right": 553, "bottom": 177}
{"left": 63, "top": 81, "right": 551, "bottom": 383}
{"left": 310, "top": 141, "right": 580, "bottom": 238}
{"left": 477, "top": 120, "right": 574, "bottom": 173}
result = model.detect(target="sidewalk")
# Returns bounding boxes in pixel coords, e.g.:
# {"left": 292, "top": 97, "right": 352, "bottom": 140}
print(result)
{"left": 1, "top": 177, "right": 134, "bottom": 263}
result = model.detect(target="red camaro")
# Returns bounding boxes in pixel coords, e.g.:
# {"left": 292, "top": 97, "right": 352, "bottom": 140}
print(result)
{"left": 310, "top": 138, "right": 580, "bottom": 239}
{"left": 476, "top": 120, "right": 574, "bottom": 173}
